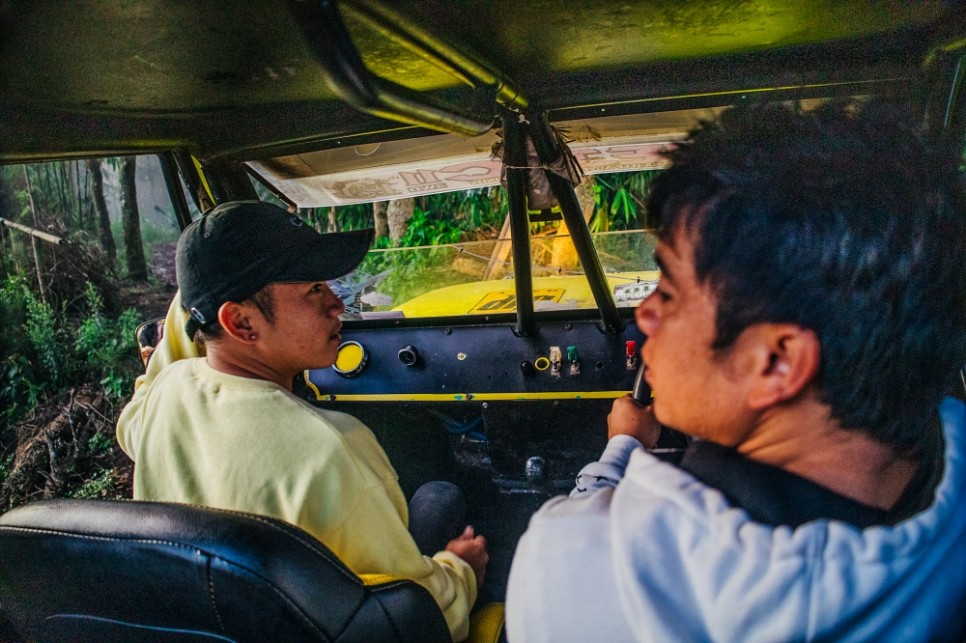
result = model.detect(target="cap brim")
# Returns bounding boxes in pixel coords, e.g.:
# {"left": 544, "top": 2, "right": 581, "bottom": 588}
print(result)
{"left": 280, "top": 227, "right": 375, "bottom": 283}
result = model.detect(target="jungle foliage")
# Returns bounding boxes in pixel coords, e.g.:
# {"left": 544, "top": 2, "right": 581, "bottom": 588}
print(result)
{"left": 0, "top": 158, "right": 163, "bottom": 507}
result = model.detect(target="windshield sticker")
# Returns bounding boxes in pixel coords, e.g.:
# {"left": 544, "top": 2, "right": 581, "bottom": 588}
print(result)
{"left": 471, "top": 289, "right": 565, "bottom": 314}
{"left": 614, "top": 280, "right": 658, "bottom": 305}
{"left": 250, "top": 141, "right": 674, "bottom": 207}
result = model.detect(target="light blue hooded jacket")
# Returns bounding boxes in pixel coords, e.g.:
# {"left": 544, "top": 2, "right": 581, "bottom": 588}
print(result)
{"left": 507, "top": 398, "right": 966, "bottom": 642}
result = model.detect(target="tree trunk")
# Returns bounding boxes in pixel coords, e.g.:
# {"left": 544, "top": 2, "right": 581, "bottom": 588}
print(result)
{"left": 551, "top": 176, "right": 596, "bottom": 270}
{"left": 118, "top": 157, "right": 147, "bottom": 280}
{"left": 11, "top": 230, "right": 23, "bottom": 275}
{"left": 387, "top": 198, "right": 414, "bottom": 244}
{"left": 575, "top": 177, "right": 595, "bottom": 222}
{"left": 21, "top": 166, "right": 46, "bottom": 302}
{"left": 327, "top": 207, "right": 339, "bottom": 233}
{"left": 86, "top": 159, "right": 117, "bottom": 267}
{"left": 372, "top": 201, "right": 389, "bottom": 240}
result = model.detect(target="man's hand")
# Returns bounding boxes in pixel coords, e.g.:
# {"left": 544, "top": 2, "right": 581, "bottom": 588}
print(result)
{"left": 607, "top": 395, "right": 662, "bottom": 448}
{"left": 445, "top": 525, "right": 489, "bottom": 588}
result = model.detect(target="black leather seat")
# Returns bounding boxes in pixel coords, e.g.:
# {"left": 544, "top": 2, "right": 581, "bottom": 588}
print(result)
{"left": 0, "top": 499, "right": 453, "bottom": 642}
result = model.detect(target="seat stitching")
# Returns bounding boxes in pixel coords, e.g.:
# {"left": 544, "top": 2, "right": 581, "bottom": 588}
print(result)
{"left": 205, "top": 556, "right": 228, "bottom": 635}
{"left": 150, "top": 502, "right": 363, "bottom": 585}
{"left": 361, "top": 591, "right": 404, "bottom": 643}
{"left": 0, "top": 526, "right": 209, "bottom": 548}
{"left": 330, "top": 590, "right": 369, "bottom": 641}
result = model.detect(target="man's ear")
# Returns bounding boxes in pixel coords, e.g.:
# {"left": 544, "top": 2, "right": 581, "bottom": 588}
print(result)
{"left": 216, "top": 301, "right": 258, "bottom": 344}
{"left": 746, "top": 324, "right": 820, "bottom": 410}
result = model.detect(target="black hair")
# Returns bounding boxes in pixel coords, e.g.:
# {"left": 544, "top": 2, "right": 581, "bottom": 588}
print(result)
{"left": 195, "top": 286, "right": 276, "bottom": 342}
{"left": 649, "top": 99, "right": 966, "bottom": 456}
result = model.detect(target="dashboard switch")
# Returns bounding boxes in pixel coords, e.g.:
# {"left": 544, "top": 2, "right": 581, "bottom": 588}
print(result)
{"left": 549, "top": 346, "right": 562, "bottom": 377}
{"left": 567, "top": 345, "right": 581, "bottom": 375}
{"left": 626, "top": 340, "right": 639, "bottom": 370}
{"left": 398, "top": 345, "right": 419, "bottom": 366}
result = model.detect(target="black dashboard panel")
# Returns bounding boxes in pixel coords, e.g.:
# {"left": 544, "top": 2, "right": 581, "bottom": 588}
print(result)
{"left": 304, "top": 319, "right": 647, "bottom": 401}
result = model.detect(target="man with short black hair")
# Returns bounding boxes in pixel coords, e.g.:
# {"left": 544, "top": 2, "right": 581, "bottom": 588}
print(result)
{"left": 117, "top": 201, "right": 487, "bottom": 642}
{"left": 506, "top": 100, "right": 966, "bottom": 641}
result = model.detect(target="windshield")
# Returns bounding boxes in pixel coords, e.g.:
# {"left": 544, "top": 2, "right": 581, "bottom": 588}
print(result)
{"left": 332, "top": 228, "right": 660, "bottom": 319}
{"left": 247, "top": 108, "right": 708, "bottom": 321}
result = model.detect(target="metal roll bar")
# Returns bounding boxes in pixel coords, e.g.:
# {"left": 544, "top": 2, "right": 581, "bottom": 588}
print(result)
{"left": 290, "top": 0, "right": 527, "bottom": 137}
{"left": 503, "top": 110, "right": 536, "bottom": 337}
{"left": 526, "top": 111, "right": 624, "bottom": 334}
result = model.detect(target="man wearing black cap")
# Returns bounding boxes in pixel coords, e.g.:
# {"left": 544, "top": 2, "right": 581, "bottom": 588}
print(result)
{"left": 117, "top": 201, "right": 487, "bottom": 642}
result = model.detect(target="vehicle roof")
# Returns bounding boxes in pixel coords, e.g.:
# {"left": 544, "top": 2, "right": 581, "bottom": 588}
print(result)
{"left": 1, "top": 0, "right": 964, "bottom": 165}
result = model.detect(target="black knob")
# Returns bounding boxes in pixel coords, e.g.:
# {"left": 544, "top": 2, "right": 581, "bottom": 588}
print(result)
{"left": 520, "top": 360, "right": 535, "bottom": 376}
{"left": 525, "top": 456, "right": 547, "bottom": 485}
{"left": 398, "top": 345, "right": 419, "bottom": 366}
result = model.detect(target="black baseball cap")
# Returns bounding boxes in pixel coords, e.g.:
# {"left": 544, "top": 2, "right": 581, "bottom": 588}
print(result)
{"left": 176, "top": 201, "right": 374, "bottom": 337}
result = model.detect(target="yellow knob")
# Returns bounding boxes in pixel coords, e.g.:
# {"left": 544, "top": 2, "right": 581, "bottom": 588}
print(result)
{"left": 333, "top": 341, "right": 368, "bottom": 377}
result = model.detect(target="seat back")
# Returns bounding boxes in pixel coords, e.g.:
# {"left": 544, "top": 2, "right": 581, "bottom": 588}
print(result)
{"left": 0, "top": 499, "right": 451, "bottom": 643}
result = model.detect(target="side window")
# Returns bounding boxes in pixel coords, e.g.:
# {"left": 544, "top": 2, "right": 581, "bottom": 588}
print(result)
{"left": 0, "top": 154, "right": 200, "bottom": 505}
{"left": 1, "top": 155, "right": 191, "bottom": 291}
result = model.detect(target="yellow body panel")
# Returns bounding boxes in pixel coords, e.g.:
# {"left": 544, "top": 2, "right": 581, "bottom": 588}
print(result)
{"left": 393, "top": 271, "right": 660, "bottom": 317}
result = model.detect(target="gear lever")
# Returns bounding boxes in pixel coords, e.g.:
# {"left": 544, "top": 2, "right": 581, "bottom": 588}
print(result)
{"left": 631, "top": 364, "right": 651, "bottom": 404}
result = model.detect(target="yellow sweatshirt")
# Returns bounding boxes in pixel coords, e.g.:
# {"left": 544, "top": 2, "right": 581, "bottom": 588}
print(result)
{"left": 117, "top": 295, "right": 476, "bottom": 641}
